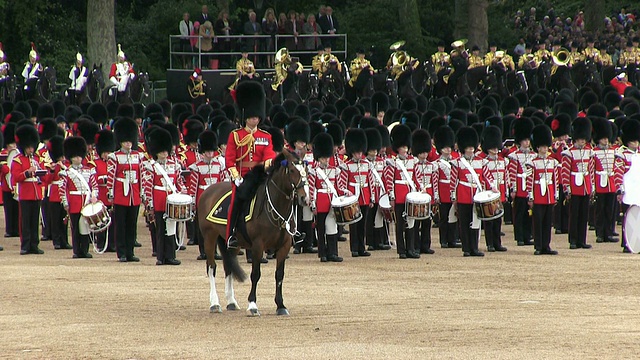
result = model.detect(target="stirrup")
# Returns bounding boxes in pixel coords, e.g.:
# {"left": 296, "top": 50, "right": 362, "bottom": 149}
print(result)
{"left": 227, "top": 235, "right": 238, "bottom": 249}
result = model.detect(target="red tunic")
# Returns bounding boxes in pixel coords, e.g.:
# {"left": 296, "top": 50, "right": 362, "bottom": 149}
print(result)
{"left": 561, "top": 145, "right": 595, "bottom": 196}
{"left": 593, "top": 146, "right": 617, "bottom": 194}
{"left": 341, "top": 158, "right": 375, "bottom": 206}
{"left": 225, "top": 127, "right": 276, "bottom": 179}
{"left": 106, "top": 150, "right": 144, "bottom": 206}
{"left": 614, "top": 146, "right": 639, "bottom": 193}
{"left": 60, "top": 164, "right": 98, "bottom": 214}
{"left": 11, "top": 153, "right": 46, "bottom": 201}
{"left": 188, "top": 157, "right": 225, "bottom": 206}
{"left": 383, "top": 155, "right": 417, "bottom": 204}
{"left": 507, "top": 148, "right": 536, "bottom": 198}
{"left": 414, "top": 159, "right": 439, "bottom": 203}
{"left": 308, "top": 163, "right": 345, "bottom": 213}
{"left": 141, "top": 158, "right": 186, "bottom": 212}
{"left": 450, "top": 155, "right": 494, "bottom": 204}
{"left": 526, "top": 155, "right": 560, "bottom": 205}
{"left": 45, "top": 162, "right": 68, "bottom": 203}
{"left": 483, "top": 154, "right": 509, "bottom": 202}
{"left": 94, "top": 157, "right": 111, "bottom": 205}
{"left": 435, "top": 153, "right": 459, "bottom": 204}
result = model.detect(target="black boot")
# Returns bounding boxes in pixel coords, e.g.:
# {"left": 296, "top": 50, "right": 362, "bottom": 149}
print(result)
{"left": 227, "top": 199, "right": 244, "bottom": 250}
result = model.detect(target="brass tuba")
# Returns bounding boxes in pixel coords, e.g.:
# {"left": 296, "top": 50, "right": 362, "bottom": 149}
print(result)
{"left": 392, "top": 51, "right": 407, "bottom": 67}
{"left": 552, "top": 48, "right": 570, "bottom": 67}
{"left": 275, "top": 48, "right": 289, "bottom": 63}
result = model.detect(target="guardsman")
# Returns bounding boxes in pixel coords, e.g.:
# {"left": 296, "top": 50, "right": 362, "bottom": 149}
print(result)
{"left": 364, "top": 127, "right": 390, "bottom": 251}
{"left": 1, "top": 123, "right": 19, "bottom": 240}
{"left": 225, "top": 81, "right": 276, "bottom": 249}
{"left": 582, "top": 37, "right": 601, "bottom": 65}
{"left": 614, "top": 119, "right": 640, "bottom": 253}
{"left": 189, "top": 130, "right": 225, "bottom": 260}
{"left": 12, "top": 124, "right": 46, "bottom": 255}
{"left": 179, "top": 119, "right": 204, "bottom": 247}
{"left": 109, "top": 44, "right": 136, "bottom": 99}
{"left": 561, "top": 117, "right": 595, "bottom": 250}
{"left": 431, "top": 40, "right": 450, "bottom": 75}
{"left": 434, "top": 125, "right": 460, "bottom": 248}
{"left": 411, "top": 129, "right": 439, "bottom": 255}
{"left": 45, "top": 136, "right": 70, "bottom": 250}
{"left": 468, "top": 45, "right": 484, "bottom": 69}
{"left": 507, "top": 117, "right": 535, "bottom": 246}
{"left": 549, "top": 113, "right": 572, "bottom": 234}
{"left": 527, "top": 125, "right": 559, "bottom": 255}
{"left": 60, "top": 136, "right": 98, "bottom": 259}
{"left": 107, "top": 118, "right": 144, "bottom": 262}
{"left": 348, "top": 48, "right": 375, "bottom": 96}
{"left": 94, "top": 130, "right": 116, "bottom": 252}
{"left": 68, "top": 52, "right": 89, "bottom": 105}
{"left": 450, "top": 126, "right": 497, "bottom": 257}
{"left": 592, "top": 118, "right": 618, "bottom": 244}
{"left": 480, "top": 125, "right": 509, "bottom": 252}
{"left": 308, "top": 132, "right": 345, "bottom": 262}
{"left": 21, "top": 43, "right": 43, "bottom": 100}
{"left": 384, "top": 124, "right": 418, "bottom": 259}
{"left": 142, "top": 127, "right": 186, "bottom": 266}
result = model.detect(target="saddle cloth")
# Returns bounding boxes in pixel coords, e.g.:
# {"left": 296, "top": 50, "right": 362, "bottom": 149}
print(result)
{"left": 205, "top": 189, "right": 257, "bottom": 225}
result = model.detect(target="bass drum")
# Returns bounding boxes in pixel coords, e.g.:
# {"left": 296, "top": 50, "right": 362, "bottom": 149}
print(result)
{"left": 624, "top": 205, "right": 640, "bottom": 253}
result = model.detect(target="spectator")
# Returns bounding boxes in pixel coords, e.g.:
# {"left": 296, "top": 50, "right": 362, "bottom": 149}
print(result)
{"left": 197, "top": 4, "right": 210, "bottom": 25}
{"left": 278, "top": 12, "right": 287, "bottom": 34}
{"left": 304, "top": 14, "right": 321, "bottom": 53}
{"left": 214, "top": 10, "right": 233, "bottom": 68}
{"left": 262, "top": 8, "right": 278, "bottom": 67}
{"left": 243, "top": 11, "right": 263, "bottom": 66}
{"left": 199, "top": 20, "right": 214, "bottom": 68}
{"left": 318, "top": 6, "right": 338, "bottom": 47}
{"left": 179, "top": 12, "right": 194, "bottom": 69}
{"left": 191, "top": 21, "right": 201, "bottom": 67}
{"left": 284, "top": 10, "right": 301, "bottom": 51}
{"left": 317, "top": 5, "right": 326, "bottom": 23}
{"left": 298, "top": 12, "right": 306, "bottom": 24}
{"left": 513, "top": 38, "right": 526, "bottom": 59}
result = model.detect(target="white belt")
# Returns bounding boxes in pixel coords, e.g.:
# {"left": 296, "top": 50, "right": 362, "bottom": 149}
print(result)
{"left": 317, "top": 189, "right": 330, "bottom": 193}
{"left": 153, "top": 185, "right": 170, "bottom": 191}
{"left": 395, "top": 180, "right": 409, "bottom": 184}
{"left": 349, "top": 182, "right": 368, "bottom": 188}
{"left": 595, "top": 171, "right": 612, "bottom": 176}
{"left": 50, "top": 180, "right": 63, "bottom": 186}
{"left": 534, "top": 181, "right": 553, "bottom": 185}
{"left": 69, "top": 190, "right": 89, "bottom": 195}
{"left": 116, "top": 178, "right": 138, "bottom": 184}
{"left": 570, "top": 171, "right": 586, "bottom": 175}
{"left": 421, "top": 184, "right": 432, "bottom": 188}
{"left": 198, "top": 185, "right": 210, "bottom": 190}
{"left": 23, "top": 178, "right": 38, "bottom": 182}
{"left": 459, "top": 180, "right": 477, "bottom": 188}
{"left": 439, "top": 179, "right": 450, "bottom": 184}
{"left": 516, "top": 173, "right": 527, "bottom": 178}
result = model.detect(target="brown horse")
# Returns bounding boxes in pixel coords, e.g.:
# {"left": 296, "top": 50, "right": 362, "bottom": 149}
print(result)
{"left": 198, "top": 149, "right": 308, "bottom": 316}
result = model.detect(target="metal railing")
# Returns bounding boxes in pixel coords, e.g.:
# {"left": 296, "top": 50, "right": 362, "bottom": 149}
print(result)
{"left": 168, "top": 33, "right": 347, "bottom": 70}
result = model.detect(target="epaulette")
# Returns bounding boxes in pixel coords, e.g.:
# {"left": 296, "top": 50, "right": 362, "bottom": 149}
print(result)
{"left": 13, "top": 157, "right": 22, "bottom": 165}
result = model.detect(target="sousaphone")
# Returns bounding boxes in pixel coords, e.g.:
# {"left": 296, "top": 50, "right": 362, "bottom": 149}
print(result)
{"left": 389, "top": 40, "right": 406, "bottom": 51}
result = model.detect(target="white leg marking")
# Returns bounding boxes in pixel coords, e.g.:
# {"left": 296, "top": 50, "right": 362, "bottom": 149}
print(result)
{"left": 225, "top": 275, "right": 239, "bottom": 309}
{"left": 208, "top": 267, "right": 221, "bottom": 312}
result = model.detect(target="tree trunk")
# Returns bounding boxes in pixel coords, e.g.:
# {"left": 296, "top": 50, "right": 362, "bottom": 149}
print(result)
{"left": 87, "top": 0, "right": 116, "bottom": 80}
{"left": 585, "top": 0, "right": 604, "bottom": 33}
{"left": 467, "top": 0, "right": 488, "bottom": 53}
{"left": 399, "top": 0, "right": 425, "bottom": 58}
{"left": 454, "top": 0, "right": 469, "bottom": 41}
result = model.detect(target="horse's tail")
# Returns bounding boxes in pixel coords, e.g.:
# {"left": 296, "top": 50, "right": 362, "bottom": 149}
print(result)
{"left": 217, "top": 236, "right": 247, "bottom": 282}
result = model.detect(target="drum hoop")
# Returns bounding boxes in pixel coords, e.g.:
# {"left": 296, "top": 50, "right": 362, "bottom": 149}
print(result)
{"left": 624, "top": 205, "right": 640, "bottom": 253}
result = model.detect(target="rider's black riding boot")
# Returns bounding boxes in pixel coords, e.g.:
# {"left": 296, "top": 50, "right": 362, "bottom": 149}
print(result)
{"left": 227, "top": 200, "right": 243, "bottom": 249}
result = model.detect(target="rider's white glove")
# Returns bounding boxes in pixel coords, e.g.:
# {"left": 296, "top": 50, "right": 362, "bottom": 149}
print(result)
{"left": 234, "top": 178, "right": 243, "bottom": 187}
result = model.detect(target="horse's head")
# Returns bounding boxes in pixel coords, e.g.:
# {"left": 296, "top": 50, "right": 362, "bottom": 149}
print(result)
{"left": 278, "top": 148, "right": 308, "bottom": 205}
{"left": 138, "top": 71, "right": 151, "bottom": 98}
{"left": 92, "top": 64, "right": 105, "bottom": 88}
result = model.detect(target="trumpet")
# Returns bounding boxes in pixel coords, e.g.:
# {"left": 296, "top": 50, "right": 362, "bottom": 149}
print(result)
{"left": 552, "top": 48, "right": 571, "bottom": 67}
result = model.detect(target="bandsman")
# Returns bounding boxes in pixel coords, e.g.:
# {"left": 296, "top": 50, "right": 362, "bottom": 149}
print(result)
{"left": 468, "top": 45, "right": 484, "bottom": 69}
{"left": 507, "top": 117, "right": 535, "bottom": 246}
{"left": 411, "top": 129, "right": 438, "bottom": 255}
{"left": 434, "top": 126, "right": 459, "bottom": 248}
{"left": 481, "top": 125, "right": 508, "bottom": 252}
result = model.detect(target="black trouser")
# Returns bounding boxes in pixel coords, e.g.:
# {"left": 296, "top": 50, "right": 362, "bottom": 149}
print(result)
{"left": 155, "top": 212, "right": 176, "bottom": 262}
{"left": 457, "top": 203, "right": 479, "bottom": 253}
{"left": 484, "top": 215, "right": 503, "bottom": 249}
{"left": 41, "top": 196, "right": 51, "bottom": 240}
{"left": 194, "top": 215, "right": 206, "bottom": 257}
{"left": 19, "top": 200, "right": 41, "bottom": 252}
{"left": 503, "top": 200, "right": 513, "bottom": 224}
{"left": 70, "top": 213, "right": 90, "bottom": 256}
{"left": 533, "top": 204, "right": 553, "bottom": 251}
{"left": 365, "top": 203, "right": 380, "bottom": 247}
{"left": 394, "top": 204, "right": 414, "bottom": 255}
{"left": 114, "top": 204, "right": 139, "bottom": 259}
{"left": 554, "top": 189, "right": 569, "bottom": 232}
{"left": 3, "top": 191, "right": 19, "bottom": 236}
{"left": 621, "top": 203, "right": 630, "bottom": 249}
{"left": 349, "top": 205, "right": 369, "bottom": 253}
{"left": 413, "top": 218, "right": 432, "bottom": 252}
{"left": 569, "top": 195, "right": 589, "bottom": 246}
{"left": 316, "top": 212, "right": 335, "bottom": 258}
{"left": 513, "top": 197, "right": 532, "bottom": 242}
{"left": 96, "top": 205, "right": 115, "bottom": 251}
{"left": 438, "top": 202, "right": 458, "bottom": 246}
{"left": 186, "top": 220, "right": 195, "bottom": 244}
{"left": 595, "top": 193, "right": 616, "bottom": 240}
{"left": 49, "top": 201, "right": 69, "bottom": 248}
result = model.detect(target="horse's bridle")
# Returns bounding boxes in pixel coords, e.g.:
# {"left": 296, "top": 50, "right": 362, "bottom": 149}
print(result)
{"left": 264, "top": 160, "right": 307, "bottom": 235}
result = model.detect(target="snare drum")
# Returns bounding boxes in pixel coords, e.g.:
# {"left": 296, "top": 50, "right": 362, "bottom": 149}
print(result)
{"left": 331, "top": 195, "right": 362, "bottom": 225}
{"left": 166, "top": 193, "right": 193, "bottom": 221}
{"left": 624, "top": 205, "right": 640, "bottom": 253}
{"left": 405, "top": 192, "right": 432, "bottom": 220}
{"left": 378, "top": 194, "right": 395, "bottom": 223}
{"left": 473, "top": 191, "right": 504, "bottom": 221}
{"left": 80, "top": 201, "right": 111, "bottom": 233}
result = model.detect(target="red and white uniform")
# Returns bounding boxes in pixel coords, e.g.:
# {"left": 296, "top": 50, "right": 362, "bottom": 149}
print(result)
{"left": 188, "top": 156, "right": 226, "bottom": 206}
{"left": 414, "top": 159, "right": 439, "bottom": 203}
{"left": 383, "top": 155, "right": 417, "bottom": 204}
{"left": 109, "top": 61, "right": 135, "bottom": 92}
{"left": 436, "top": 153, "right": 459, "bottom": 204}
{"left": 179, "top": 146, "right": 201, "bottom": 183}
{"left": 106, "top": 150, "right": 144, "bottom": 206}
{"left": 507, "top": 148, "right": 536, "bottom": 198}
{"left": 561, "top": 145, "right": 595, "bottom": 196}
{"left": 45, "top": 162, "right": 67, "bottom": 204}
{"left": 483, "top": 153, "right": 509, "bottom": 202}
{"left": 450, "top": 155, "right": 494, "bottom": 204}
{"left": 11, "top": 153, "right": 46, "bottom": 200}
{"left": 614, "top": 146, "right": 640, "bottom": 193}
{"left": 94, "top": 157, "right": 111, "bottom": 205}
{"left": 142, "top": 158, "right": 186, "bottom": 212}
{"left": 308, "top": 163, "right": 345, "bottom": 213}
{"left": 341, "top": 158, "right": 375, "bottom": 206}
{"left": 593, "top": 145, "right": 617, "bottom": 194}
{"left": 527, "top": 155, "right": 560, "bottom": 204}
{"left": 60, "top": 164, "right": 98, "bottom": 214}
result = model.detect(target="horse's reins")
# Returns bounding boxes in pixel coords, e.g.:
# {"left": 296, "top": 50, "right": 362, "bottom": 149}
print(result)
{"left": 264, "top": 165, "right": 304, "bottom": 236}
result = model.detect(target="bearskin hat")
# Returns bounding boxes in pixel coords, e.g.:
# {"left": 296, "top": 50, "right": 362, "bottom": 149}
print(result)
{"left": 37, "top": 118, "right": 57, "bottom": 142}
{"left": 571, "top": 117, "right": 592, "bottom": 141}
{"left": 400, "top": 98, "right": 417, "bottom": 112}
{"left": 267, "top": 127, "right": 284, "bottom": 152}
{"left": 547, "top": 113, "right": 572, "bottom": 138}
{"left": 326, "top": 122, "right": 344, "bottom": 148}
{"left": 313, "top": 132, "right": 334, "bottom": 160}
{"left": 36, "top": 103, "right": 54, "bottom": 122}
{"left": 391, "top": 124, "right": 412, "bottom": 153}
{"left": 2, "top": 122, "right": 15, "bottom": 146}
{"left": 146, "top": 127, "right": 173, "bottom": 159}
{"left": 113, "top": 117, "right": 138, "bottom": 145}
{"left": 133, "top": 103, "right": 145, "bottom": 120}
{"left": 95, "top": 129, "right": 115, "bottom": 155}
{"left": 87, "top": 103, "right": 108, "bottom": 125}
{"left": 365, "top": 128, "right": 382, "bottom": 153}
{"left": 345, "top": 128, "right": 367, "bottom": 156}
{"left": 236, "top": 81, "right": 265, "bottom": 120}
{"left": 501, "top": 96, "right": 520, "bottom": 115}
{"left": 375, "top": 124, "right": 390, "bottom": 149}
{"left": 359, "top": 116, "right": 379, "bottom": 130}
{"left": 476, "top": 107, "right": 494, "bottom": 122}
{"left": 611, "top": 121, "right": 619, "bottom": 143}
{"left": 603, "top": 92, "right": 621, "bottom": 112}
{"left": 47, "top": 135, "right": 64, "bottom": 161}
{"left": 411, "top": 129, "right": 432, "bottom": 155}
{"left": 197, "top": 130, "right": 217, "bottom": 153}
{"left": 160, "top": 122, "right": 180, "bottom": 147}
{"left": 217, "top": 120, "right": 238, "bottom": 146}
{"left": 511, "top": 117, "right": 535, "bottom": 143}
{"left": 456, "top": 126, "right": 479, "bottom": 150}
{"left": 621, "top": 119, "right": 640, "bottom": 145}
{"left": 587, "top": 103, "right": 607, "bottom": 118}
{"left": 591, "top": 117, "right": 612, "bottom": 142}
{"left": 454, "top": 96, "right": 472, "bottom": 112}
{"left": 144, "top": 103, "right": 164, "bottom": 119}
{"left": 285, "top": 118, "right": 310, "bottom": 145}
{"left": 434, "top": 125, "right": 455, "bottom": 152}
{"left": 64, "top": 105, "right": 82, "bottom": 124}
{"left": 555, "top": 101, "right": 578, "bottom": 119}
{"left": 293, "top": 104, "right": 310, "bottom": 122}
{"left": 73, "top": 119, "right": 100, "bottom": 145}
{"left": 14, "top": 101, "right": 32, "bottom": 119}
{"left": 481, "top": 95, "right": 498, "bottom": 114}
{"left": 449, "top": 109, "right": 468, "bottom": 124}
{"left": 171, "top": 103, "right": 191, "bottom": 124}
{"left": 531, "top": 124, "right": 553, "bottom": 150}
{"left": 530, "top": 94, "right": 547, "bottom": 110}
{"left": 63, "top": 136, "right": 87, "bottom": 160}
{"left": 117, "top": 103, "right": 135, "bottom": 119}
{"left": 482, "top": 125, "right": 503, "bottom": 152}
{"left": 485, "top": 115, "right": 503, "bottom": 130}
{"left": 579, "top": 91, "right": 598, "bottom": 111}
{"left": 309, "top": 121, "right": 325, "bottom": 143}
{"left": 15, "top": 124, "right": 39, "bottom": 153}
{"left": 196, "top": 104, "right": 213, "bottom": 121}
{"left": 106, "top": 101, "right": 119, "bottom": 120}
{"left": 183, "top": 119, "right": 204, "bottom": 144}
{"left": 340, "top": 106, "right": 361, "bottom": 125}
{"left": 514, "top": 91, "right": 529, "bottom": 108}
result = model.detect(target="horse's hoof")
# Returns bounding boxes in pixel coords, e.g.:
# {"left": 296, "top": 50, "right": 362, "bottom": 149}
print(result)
{"left": 247, "top": 308, "right": 261, "bottom": 317}
{"left": 226, "top": 303, "right": 240, "bottom": 311}
{"left": 276, "top": 308, "right": 290, "bottom": 316}
{"left": 210, "top": 305, "right": 222, "bottom": 313}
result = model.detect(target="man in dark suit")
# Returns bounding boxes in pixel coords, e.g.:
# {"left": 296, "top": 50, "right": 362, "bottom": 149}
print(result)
{"left": 196, "top": 4, "right": 210, "bottom": 26}
{"left": 318, "top": 6, "right": 338, "bottom": 48}
{"left": 243, "top": 11, "right": 263, "bottom": 67}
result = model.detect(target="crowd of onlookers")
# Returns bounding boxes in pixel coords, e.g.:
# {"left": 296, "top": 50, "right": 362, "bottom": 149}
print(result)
{"left": 510, "top": 6, "right": 639, "bottom": 63}
{"left": 177, "top": 4, "right": 340, "bottom": 70}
